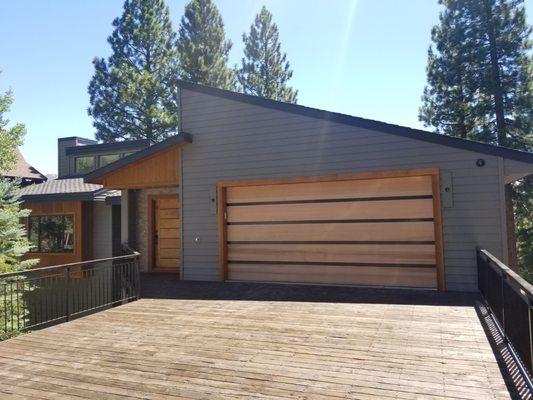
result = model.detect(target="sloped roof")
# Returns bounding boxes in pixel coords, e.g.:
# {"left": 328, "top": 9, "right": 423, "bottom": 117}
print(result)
{"left": 18, "top": 178, "right": 118, "bottom": 202}
{"left": 176, "top": 80, "right": 533, "bottom": 164}
{"left": 2, "top": 148, "right": 47, "bottom": 180}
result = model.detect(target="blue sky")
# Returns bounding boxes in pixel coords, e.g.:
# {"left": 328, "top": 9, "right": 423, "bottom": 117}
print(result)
{"left": 1, "top": 0, "right": 532, "bottom": 174}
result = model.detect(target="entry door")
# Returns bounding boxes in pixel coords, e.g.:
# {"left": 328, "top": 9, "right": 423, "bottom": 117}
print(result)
{"left": 153, "top": 196, "right": 180, "bottom": 271}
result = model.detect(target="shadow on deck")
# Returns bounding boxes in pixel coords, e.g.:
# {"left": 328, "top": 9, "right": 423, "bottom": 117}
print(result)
{"left": 141, "top": 272, "right": 478, "bottom": 306}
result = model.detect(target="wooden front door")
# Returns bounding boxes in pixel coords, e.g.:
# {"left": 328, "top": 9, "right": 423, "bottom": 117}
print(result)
{"left": 151, "top": 196, "right": 180, "bottom": 272}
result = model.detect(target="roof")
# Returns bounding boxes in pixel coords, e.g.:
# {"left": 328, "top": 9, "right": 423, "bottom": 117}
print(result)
{"left": 2, "top": 148, "right": 47, "bottom": 181}
{"left": 66, "top": 139, "right": 151, "bottom": 156}
{"left": 18, "top": 178, "right": 119, "bottom": 203}
{"left": 177, "top": 80, "right": 533, "bottom": 164}
{"left": 84, "top": 133, "right": 193, "bottom": 183}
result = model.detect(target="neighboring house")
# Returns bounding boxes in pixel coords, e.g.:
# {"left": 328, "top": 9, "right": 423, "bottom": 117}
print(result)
{"left": 83, "top": 81, "right": 533, "bottom": 293}
{"left": 19, "top": 137, "right": 150, "bottom": 267}
{"left": 2, "top": 147, "right": 47, "bottom": 186}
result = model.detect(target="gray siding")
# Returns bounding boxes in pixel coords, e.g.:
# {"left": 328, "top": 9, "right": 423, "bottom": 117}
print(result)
{"left": 180, "top": 88, "right": 507, "bottom": 292}
{"left": 93, "top": 201, "right": 113, "bottom": 259}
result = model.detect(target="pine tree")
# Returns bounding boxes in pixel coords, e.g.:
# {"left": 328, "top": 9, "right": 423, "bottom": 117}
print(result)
{"left": 0, "top": 71, "right": 26, "bottom": 173}
{"left": 419, "top": 1, "right": 481, "bottom": 140}
{"left": 177, "top": 0, "right": 235, "bottom": 90}
{"left": 421, "top": 0, "right": 532, "bottom": 278}
{"left": 237, "top": 6, "right": 297, "bottom": 103}
{"left": 421, "top": 0, "right": 531, "bottom": 148}
{"left": 88, "top": 0, "right": 179, "bottom": 142}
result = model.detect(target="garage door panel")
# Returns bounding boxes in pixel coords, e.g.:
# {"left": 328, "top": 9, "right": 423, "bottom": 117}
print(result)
{"left": 227, "top": 198, "right": 434, "bottom": 223}
{"left": 227, "top": 175, "right": 433, "bottom": 204}
{"left": 228, "top": 263, "right": 437, "bottom": 288}
{"left": 227, "top": 222, "right": 436, "bottom": 242}
{"left": 228, "top": 243, "right": 436, "bottom": 265}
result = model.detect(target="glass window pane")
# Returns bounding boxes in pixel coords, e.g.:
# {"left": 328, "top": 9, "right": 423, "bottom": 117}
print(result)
{"left": 99, "top": 154, "right": 120, "bottom": 167}
{"left": 28, "top": 216, "right": 40, "bottom": 252}
{"left": 28, "top": 215, "right": 74, "bottom": 253}
{"left": 76, "top": 156, "right": 95, "bottom": 174}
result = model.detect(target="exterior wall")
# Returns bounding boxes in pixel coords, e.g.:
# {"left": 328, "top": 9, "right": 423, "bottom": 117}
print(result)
{"left": 180, "top": 88, "right": 507, "bottom": 292}
{"left": 57, "top": 137, "right": 96, "bottom": 178}
{"left": 92, "top": 201, "right": 113, "bottom": 260}
{"left": 133, "top": 187, "right": 179, "bottom": 271}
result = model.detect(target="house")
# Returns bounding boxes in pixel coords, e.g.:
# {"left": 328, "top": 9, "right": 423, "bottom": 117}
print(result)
{"left": 18, "top": 137, "right": 150, "bottom": 267}
{"left": 2, "top": 147, "right": 47, "bottom": 186}
{"left": 83, "top": 81, "right": 533, "bottom": 292}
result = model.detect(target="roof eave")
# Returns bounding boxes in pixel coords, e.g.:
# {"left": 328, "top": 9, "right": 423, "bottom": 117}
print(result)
{"left": 176, "top": 80, "right": 533, "bottom": 164}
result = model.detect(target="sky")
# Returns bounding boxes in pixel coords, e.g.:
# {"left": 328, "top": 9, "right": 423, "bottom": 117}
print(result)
{"left": 1, "top": 0, "right": 532, "bottom": 175}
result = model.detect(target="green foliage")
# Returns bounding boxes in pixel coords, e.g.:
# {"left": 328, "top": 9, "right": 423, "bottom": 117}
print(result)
{"left": 236, "top": 6, "right": 297, "bottom": 103}
{"left": 515, "top": 177, "right": 533, "bottom": 281}
{"left": 421, "top": 0, "right": 533, "bottom": 280}
{"left": 421, "top": 0, "right": 532, "bottom": 148}
{"left": 0, "top": 71, "right": 26, "bottom": 173}
{"left": 0, "top": 178, "right": 38, "bottom": 340}
{"left": 177, "top": 0, "right": 235, "bottom": 89}
{"left": 0, "top": 178, "right": 38, "bottom": 273}
{"left": 88, "top": 0, "right": 180, "bottom": 142}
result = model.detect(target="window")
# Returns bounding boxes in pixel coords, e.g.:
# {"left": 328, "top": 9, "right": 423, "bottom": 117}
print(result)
{"left": 99, "top": 153, "right": 120, "bottom": 167}
{"left": 75, "top": 156, "right": 95, "bottom": 174}
{"left": 28, "top": 215, "right": 75, "bottom": 253}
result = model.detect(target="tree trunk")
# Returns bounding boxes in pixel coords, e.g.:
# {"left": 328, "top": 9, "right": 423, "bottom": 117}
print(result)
{"left": 482, "top": 0, "right": 507, "bottom": 146}
{"left": 505, "top": 184, "right": 518, "bottom": 271}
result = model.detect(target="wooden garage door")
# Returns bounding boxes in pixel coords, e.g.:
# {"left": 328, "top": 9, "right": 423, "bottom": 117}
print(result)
{"left": 219, "top": 169, "right": 444, "bottom": 290}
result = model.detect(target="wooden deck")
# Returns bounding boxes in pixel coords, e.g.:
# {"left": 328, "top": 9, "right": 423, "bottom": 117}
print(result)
{"left": 0, "top": 296, "right": 518, "bottom": 399}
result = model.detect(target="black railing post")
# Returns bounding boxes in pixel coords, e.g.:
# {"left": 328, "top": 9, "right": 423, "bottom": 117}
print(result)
{"left": 65, "top": 266, "right": 71, "bottom": 322}
{"left": 135, "top": 255, "right": 141, "bottom": 300}
{"left": 529, "top": 297, "right": 533, "bottom": 378}
{"left": 501, "top": 272, "right": 508, "bottom": 344}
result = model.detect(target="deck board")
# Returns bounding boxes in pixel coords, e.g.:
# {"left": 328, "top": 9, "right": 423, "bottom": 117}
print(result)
{"left": 0, "top": 298, "right": 514, "bottom": 399}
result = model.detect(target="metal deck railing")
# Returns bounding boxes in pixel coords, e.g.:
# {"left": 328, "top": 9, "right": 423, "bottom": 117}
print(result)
{"left": 0, "top": 251, "right": 140, "bottom": 339}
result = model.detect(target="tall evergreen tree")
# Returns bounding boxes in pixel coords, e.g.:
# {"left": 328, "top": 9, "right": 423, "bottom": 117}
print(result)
{"left": 0, "top": 70, "right": 37, "bottom": 274}
{"left": 421, "top": 0, "right": 532, "bottom": 277}
{"left": 237, "top": 6, "right": 298, "bottom": 103}
{"left": 421, "top": 0, "right": 531, "bottom": 149}
{"left": 0, "top": 71, "right": 26, "bottom": 172}
{"left": 419, "top": 1, "right": 480, "bottom": 140}
{"left": 177, "top": 0, "right": 235, "bottom": 89}
{"left": 88, "top": 0, "right": 179, "bottom": 142}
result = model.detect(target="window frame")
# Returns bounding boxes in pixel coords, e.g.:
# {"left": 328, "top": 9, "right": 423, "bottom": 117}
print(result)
{"left": 27, "top": 213, "right": 76, "bottom": 254}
